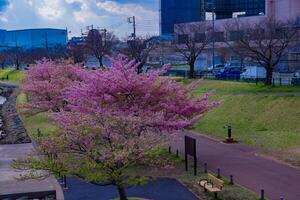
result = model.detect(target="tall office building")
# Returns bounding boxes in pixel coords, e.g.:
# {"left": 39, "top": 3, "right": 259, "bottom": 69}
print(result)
{"left": 160, "top": 0, "right": 203, "bottom": 36}
{"left": 160, "top": 0, "right": 266, "bottom": 36}
{"left": 205, "top": 0, "right": 265, "bottom": 19}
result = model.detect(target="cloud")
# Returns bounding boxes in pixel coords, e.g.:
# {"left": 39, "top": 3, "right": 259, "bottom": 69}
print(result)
{"left": 0, "top": 0, "right": 159, "bottom": 37}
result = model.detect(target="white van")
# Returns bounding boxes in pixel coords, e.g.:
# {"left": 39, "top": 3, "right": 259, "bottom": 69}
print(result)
{"left": 241, "top": 65, "right": 266, "bottom": 80}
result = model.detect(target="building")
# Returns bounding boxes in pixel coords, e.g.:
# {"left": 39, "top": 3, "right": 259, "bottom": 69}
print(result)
{"left": 173, "top": 0, "right": 300, "bottom": 72}
{"left": 205, "top": 0, "right": 265, "bottom": 19}
{"left": 0, "top": 28, "right": 67, "bottom": 50}
{"left": 160, "top": 0, "right": 203, "bottom": 36}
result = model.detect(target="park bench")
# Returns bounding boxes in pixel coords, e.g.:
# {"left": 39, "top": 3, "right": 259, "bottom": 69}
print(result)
{"left": 198, "top": 173, "right": 224, "bottom": 198}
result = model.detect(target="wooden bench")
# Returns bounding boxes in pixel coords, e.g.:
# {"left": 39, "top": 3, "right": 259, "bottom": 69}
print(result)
{"left": 198, "top": 173, "right": 224, "bottom": 199}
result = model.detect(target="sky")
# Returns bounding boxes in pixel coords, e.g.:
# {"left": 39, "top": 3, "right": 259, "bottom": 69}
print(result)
{"left": 0, "top": 0, "right": 159, "bottom": 38}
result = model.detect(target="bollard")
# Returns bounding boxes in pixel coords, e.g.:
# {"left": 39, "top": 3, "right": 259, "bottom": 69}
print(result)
{"left": 60, "top": 175, "right": 64, "bottom": 184}
{"left": 227, "top": 125, "right": 232, "bottom": 139}
{"left": 37, "top": 128, "right": 41, "bottom": 137}
{"left": 260, "top": 189, "right": 265, "bottom": 200}
{"left": 230, "top": 175, "right": 234, "bottom": 185}
{"left": 6, "top": 75, "right": 8, "bottom": 80}
{"left": 176, "top": 150, "right": 179, "bottom": 157}
{"left": 217, "top": 168, "right": 221, "bottom": 178}
{"left": 168, "top": 146, "right": 171, "bottom": 153}
{"left": 204, "top": 163, "right": 208, "bottom": 173}
{"left": 64, "top": 175, "right": 67, "bottom": 189}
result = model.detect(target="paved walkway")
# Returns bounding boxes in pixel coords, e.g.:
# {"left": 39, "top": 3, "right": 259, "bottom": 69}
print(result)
{"left": 0, "top": 143, "right": 64, "bottom": 200}
{"left": 64, "top": 178, "right": 198, "bottom": 200}
{"left": 171, "top": 132, "right": 300, "bottom": 200}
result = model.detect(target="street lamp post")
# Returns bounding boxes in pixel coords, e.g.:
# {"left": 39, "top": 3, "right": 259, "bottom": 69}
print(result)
{"left": 212, "top": 2, "right": 216, "bottom": 71}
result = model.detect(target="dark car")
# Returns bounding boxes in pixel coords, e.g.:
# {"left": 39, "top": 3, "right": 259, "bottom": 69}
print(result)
{"left": 215, "top": 67, "right": 241, "bottom": 80}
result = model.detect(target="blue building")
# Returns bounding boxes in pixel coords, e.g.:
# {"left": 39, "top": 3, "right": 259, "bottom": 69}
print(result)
{"left": 206, "top": 0, "right": 265, "bottom": 19}
{"left": 160, "top": 0, "right": 203, "bottom": 36}
{"left": 0, "top": 28, "right": 67, "bottom": 50}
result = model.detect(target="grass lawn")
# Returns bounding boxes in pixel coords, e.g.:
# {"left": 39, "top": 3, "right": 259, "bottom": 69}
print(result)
{"left": 16, "top": 93, "right": 57, "bottom": 138}
{"left": 191, "top": 79, "right": 300, "bottom": 165}
{"left": 0, "top": 68, "right": 25, "bottom": 83}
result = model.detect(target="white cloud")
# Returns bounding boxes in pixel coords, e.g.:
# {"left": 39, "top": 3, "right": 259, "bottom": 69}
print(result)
{"left": 0, "top": 0, "right": 159, "bottom": 37}
{"left": 96, "top": 0, "right": 158, "bottom": 20}
{"left": 38, "top": 0, "right": 65, "bottom": 20}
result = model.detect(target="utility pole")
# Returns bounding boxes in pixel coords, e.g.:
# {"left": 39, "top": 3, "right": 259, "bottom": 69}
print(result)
{"left": 128, "top": 16, "right": 136, "bottom": 40}
{"left": 212, "top": 1, "right": 216, "bottom": 70}
{"left": 99, "top": 29, "right": 107, "bottom": 46}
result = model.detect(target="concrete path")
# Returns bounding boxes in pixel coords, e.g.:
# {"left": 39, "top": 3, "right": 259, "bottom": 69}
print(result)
{"left": 171, "top": 132, "right": 300, "bottom": 200}
{"left": 64, "top": 178, "right": 198, "bottom": 200}
{"left": 0, "top": 143, "right": 64, "bottom": 200}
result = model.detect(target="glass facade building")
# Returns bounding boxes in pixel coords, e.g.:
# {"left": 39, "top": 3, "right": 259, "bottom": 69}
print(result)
{"left": 160, "top": 0, "right": 265, "bottom": 36}
{"left": 160, "top": 0, "right": 203, "bottom": 36}
{"left": 0, "top": 28, "right": 67, "bottom": 50}
{"left": 206, "top": 0, "right": 265, "bottom": 19}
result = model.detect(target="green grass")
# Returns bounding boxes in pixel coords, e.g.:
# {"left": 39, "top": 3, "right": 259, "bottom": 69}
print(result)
{"left": 185, "top": 79, "right": 300, "bottom": 93}
{"left": 191, "top": 80, "right": 300, "bottom": 165}
{"left": 16, "top": 93, "right": 57, "bottom": 138}
{"left": 0, "top": 68, "right": 25, "bottom": 83}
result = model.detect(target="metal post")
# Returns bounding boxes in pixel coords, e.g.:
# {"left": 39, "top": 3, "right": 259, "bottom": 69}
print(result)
{"left": 168, "top": 146, "right": 171, "bottom": 153}
{"left": 64, "top": 175, "right": 67, "bottom": 189}
{"left": 212, "top": 4, "right": 216, "bottom": 70}
{"left": 280, "top": 78, "right": 282, "bottom": 86}
{"left": 228, "top": 125, "right": 232, "bottom": 139}
{"left": 128, "top": 16, "right": 136, "bottom": 40}
{"left": 37, "top": 128, "right": 41, "bottom": 137}
{"left": 194, "top": 139, "right": 197, "bottom": 176}
{"left": 60, "top": 175, "right": 64, "bottom": 184}
{"left": 217, "top": 168, "right": 221, "bottom": 178}
{"left": 230, "top": 175, "right": 234, "bottom": 185}
{"left": 176, "top": 150, "right": 179, "bottom": 157}
{"left": 204, "top": 162, "right": 208, "bottom": 173}
{"left": 260, "top": 189, "right": 265, "bottom": 200}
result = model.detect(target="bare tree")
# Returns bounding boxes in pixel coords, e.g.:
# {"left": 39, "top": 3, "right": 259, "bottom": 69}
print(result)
{"left": 121, "top": 37, "right": 156, "bottom": 74}
{"left": 174, "top": 23, "right": 211, "bottom": 78}
{"left": 0, "top": 51, "right": 9, "bottom": 69}
{"left": 7, "top": 47, "right": 27, "bottom": 70}
{"left": 85, "top": 29, "right": 118, "bottom": 68}
{"left": 225, "top": 18, "right": 299, "bottom": 85}
{"left": 68, "top": 44, "right": 86, "bottom": 64}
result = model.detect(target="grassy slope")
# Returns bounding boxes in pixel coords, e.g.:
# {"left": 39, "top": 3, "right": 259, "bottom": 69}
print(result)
{"left": 192, "top": 80, "right": 300, "bottom": 165}
{"left": 0, "top": 68, "right": 25, "bottom": 83}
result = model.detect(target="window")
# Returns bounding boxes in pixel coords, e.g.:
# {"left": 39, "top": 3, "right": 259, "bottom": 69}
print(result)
{"left": 195, "top": 33, "right": 206, "bottom": 43}
{"left": 178, "top": 34, "right": 189, "bottom": 44}
{"left": 230, "top": 31, "right": 244, "bottom": 41}
{"left": 214, "top": 32, "right": 224, "bottom": 42}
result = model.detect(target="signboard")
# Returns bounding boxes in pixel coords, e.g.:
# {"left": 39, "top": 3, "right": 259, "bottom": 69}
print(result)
{"left": 184, "top": 136, "right": 197, "bottom": 176}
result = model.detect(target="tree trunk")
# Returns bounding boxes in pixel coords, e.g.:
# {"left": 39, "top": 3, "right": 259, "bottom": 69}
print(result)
{"left": 16, "top": 63, "right": 20, "bottom": 70}
{"left": 98, "top": 57, "right": 104, "bottom": 69}
{"left": 117, "top": 185, "right": 128, "bottom": 200}
{"left": 265, "top": 66, "right": 273, "bottom": 85}
{"left": 137, "top": 61, "right": 145, "bottom": 74}
{"left": 189, "top": 61, "right": 195, "bottom": 79}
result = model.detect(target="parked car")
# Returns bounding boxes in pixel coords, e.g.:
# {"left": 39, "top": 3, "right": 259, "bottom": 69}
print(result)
{"left": 215, "top": 67, "right": 241, "bottom": 80}
{"left": 240, "top": 65, "right": 266, "bottom": 80}
{"left": 212, "top": 64, "right": 225, "bottom": 75}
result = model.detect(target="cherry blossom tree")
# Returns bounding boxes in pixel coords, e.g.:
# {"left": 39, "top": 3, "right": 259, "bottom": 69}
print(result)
{"left": 20, "top": 59, "right": 87, "bottom": 114}
{"left": 16, "top": 56, "right": 221, "bottom": 200}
